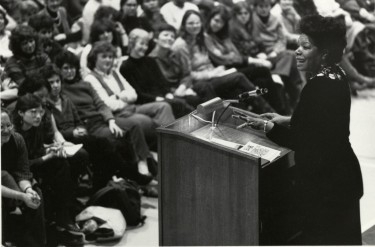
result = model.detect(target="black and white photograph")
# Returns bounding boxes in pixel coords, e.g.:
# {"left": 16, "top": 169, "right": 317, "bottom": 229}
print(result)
{"left": 1, "top": 0, "right": 375, "bottom": 246}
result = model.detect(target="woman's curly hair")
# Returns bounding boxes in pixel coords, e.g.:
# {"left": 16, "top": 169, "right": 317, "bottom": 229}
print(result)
{"left": 9, "top": 24, "right": 38, "bottom": 57}
{"left": 299, "top": 15, "right": 347, "bottom": 65}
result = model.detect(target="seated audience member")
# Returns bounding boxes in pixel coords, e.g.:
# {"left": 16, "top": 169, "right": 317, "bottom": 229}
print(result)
{"left": 85, "top": 41, "right": 175, "bottom": 140}
{"left": 81, "top": 0, "right": 116, "bottom": 44}
{"left": 17, "top": 75, "right": 91, "bottom": 189}
{"left": 172, "top": 10, "right": 273, "bottom": 113}
{"left": 0, "top": 9, "right": 13, "bottom": 62}
{"left": 9, "top": 0, "right": 39, "bottom": 26}
{"left": 231, "top": 1, "right": 302, "bottom": 110}
{"left": 36, "top": 0, "right": 82, "bottom": 45}
{"left": 41, "top": 64, "right": 155, "bottom": 189}
{"left": 4, "top": 25, "right": 51, "bottom": 86}
{"left": 271, "top": 0, "right": 301, "bottom": 49}
{"left": 160, "top": 0, "right": 199, "bottom": 31}
{"left": 139, "top": 0, "right": 167, "bottom": 32}
{"left": 80, "top": 19, "right": 126, "bottom": 78}
{"left": 120, "top": 0, "right": 153, "bottom": 34}
{"left": 0, "top": 75, "right": 19, "bottom": 110}
{"left": 120, "top": 29, "right": 194, "bottom": 118}
{"left": 149, "top": 23, "right": 210, "bottom": 107}
{"left": 13, "top": 93, "right": 81, "bottom": 234}
{"left": 1, "top": 108, "right": 46, "bottom": 247}
{"left": 54, "top": 50, "right": 160, "bottom": 178}
{"left": 28, "top": 14, "right": 63, "bottom": 61}
{"left": 205, "top": 6, "right": 287, "bottom": 114}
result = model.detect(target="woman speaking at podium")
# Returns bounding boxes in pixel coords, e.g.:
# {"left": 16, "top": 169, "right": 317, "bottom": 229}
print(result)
{"left": 248, "top": 15, "right": 363, "bottom": 245}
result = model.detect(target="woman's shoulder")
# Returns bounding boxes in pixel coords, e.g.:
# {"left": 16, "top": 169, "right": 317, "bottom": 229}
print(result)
{"left": 172, "top": 37, "right": 188, "bottom": 50}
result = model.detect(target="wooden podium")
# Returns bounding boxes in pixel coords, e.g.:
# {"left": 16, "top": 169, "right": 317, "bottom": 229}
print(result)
{"left": 157, "top": 107, "right": 295, "bottom": 246}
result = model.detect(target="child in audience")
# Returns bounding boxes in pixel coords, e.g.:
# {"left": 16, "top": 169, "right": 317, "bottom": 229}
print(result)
{"left": 13, "top": 93, "right": 81, "bottom": 234}
{"left": 1, "top": 108, "right": 46, "bottom": 247}
{"left": 84, "top": 41, "right": 175, "bottom": 147}
{"left": 149, "top": 23, "right": 211, "bottom": 107}
{"left": 5, "top": 25, "right": 51, "bottom": 86}
{"left": 205, "top": 6, "right": 287, "bottom": 113}
{"left": 55, "top": 50, "right": 160, "bottom": 179}
{"left": 120, "top": 29, "right": 195, "bottom": 118}
{"left": 172, "top": 10, "right": 273, "bottom": 113}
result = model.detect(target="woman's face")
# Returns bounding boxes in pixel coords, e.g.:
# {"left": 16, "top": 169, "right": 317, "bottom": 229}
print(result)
{"left": 210, "top": 14, "right": 224, "bottom": 34}
{"left": 95, "top": 51, "right": 114, "bottom": 73}
{"left": 99, "top": 30, "right": 114, "bottom": 43}
{"left": 60, "top": 63, "right": 77, "bottom": 81}
{"left": 255, "top": 2, "right": 271, "bottom": 18}
{"left": 185, "top": 14, "right": 202, "bottom": 37}
{"left": 236, "top": 8, "right": 250, "bottom": 25}
{"left": 131, "top": 37, "right": 149, "bottom": 58}
{"left": 46, "top": 0, "right": 62, "bottom": 12}
{"left": 47, "top": 74, "right": 62, "bottom": 98}
{"left": 20, "top": 38, "right": 36, "bottom": 55}
{"left": 142, "top": 0, "right": 159, "bottom": 13}
{"left": 39, "top": 28, "right": 54, "bottom": 39}
{"left": 122, "top": 0, "right": 138, "bottom": 17}
{"left": 295, "top": 34, "right": 321, "bottom": 72}
{"left": 19, "top": 106, "right": 45, "bottom": 128}
{"left": 156, "top": 30, "right": 175, "bottom": 49}
{"left": 1, "top": 112, "right": 13, "bottom": 145}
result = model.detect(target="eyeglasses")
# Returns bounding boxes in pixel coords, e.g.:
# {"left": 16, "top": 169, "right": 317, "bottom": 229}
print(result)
{"left": 1, "top": 123, "right": 13, "bottom": 132}
{"left": 26, "top": 108, "right": 45, "bottom": 117}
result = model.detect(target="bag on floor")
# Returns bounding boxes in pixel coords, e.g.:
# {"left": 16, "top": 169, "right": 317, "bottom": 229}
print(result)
{"left": 76, "top": 206, "right": 126, "bottom": 243}
{"left": 87, "top": 179, "right": 146, "bottom": 226}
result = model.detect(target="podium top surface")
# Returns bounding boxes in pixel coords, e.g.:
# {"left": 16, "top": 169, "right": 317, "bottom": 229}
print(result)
{"left": 158, "top": 107, "right": 292, "bottom": 166}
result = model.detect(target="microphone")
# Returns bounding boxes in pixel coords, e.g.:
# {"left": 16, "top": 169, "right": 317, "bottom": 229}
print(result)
{"left": 238, "top": 88, "right": 268, "bottom": 100}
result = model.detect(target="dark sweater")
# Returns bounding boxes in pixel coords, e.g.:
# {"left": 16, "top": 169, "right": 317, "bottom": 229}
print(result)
{"left": 62, "top": 80, "right": 114, "bottom": 122}
{"left": 49, "top": 94, "right": 83, "bottom": 141}
{"left": 120, "top": 56, "right": 170, "bottom": 104}
{"left": 1, "top": 132, "right": 33, "bottom": 182}
{"left": 267, "top": 65, "right": 363, "bottom": 203}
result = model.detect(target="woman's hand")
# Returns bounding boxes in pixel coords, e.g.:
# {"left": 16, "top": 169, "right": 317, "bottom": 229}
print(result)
{"left": 260, "top": 113, "right": 291, "bottom": 127}
{"left": 155, "top": 96, "right": 165, "bottom": 101}
{"left": 165, "top": 93, "right": 174, "bottom": 100}
{"left": 108, "top": 119, "right": 124, "bottom": 138}
{"left": 73, "top": 127, "right": 88, "bottom": 138}
{"left": 23, "top": 189, "right": 41, "bottom": 209}
{"left": 174, "top": 84, "right": 187, "bottom": 97}
{"left": 240, "top": 116, "right": 274, "bottom": 133}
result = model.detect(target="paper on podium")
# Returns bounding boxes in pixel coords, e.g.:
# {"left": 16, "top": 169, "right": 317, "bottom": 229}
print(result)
{"left": 64, "top": 144, "right": 83, "bottom": 157}
{"left": 239, "top": 141, "right": 280, "bottom": 162}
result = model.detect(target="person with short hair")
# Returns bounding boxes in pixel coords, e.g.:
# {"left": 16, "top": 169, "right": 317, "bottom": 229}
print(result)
{"left": 1, "top": 108, "right": 46, "bottom": 247}
{"left": 247, "top": 15, "right": 363, "bottom": 245}
{"left": 120, "top": 28, "right": 194, "bottom": 118}
{"left": 149, "top": 23, "right": 211, "bottom": 107}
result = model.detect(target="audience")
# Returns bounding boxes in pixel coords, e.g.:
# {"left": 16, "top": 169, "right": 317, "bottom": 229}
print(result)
{"left": 1, "top": 108, "right": 46, "bottom": 247}
{"left": 149, "top": 23, "right": 210, "bottom": 107}
{"left": 84, "top": 41, "right": 175, "bottom": 145}
{"left": 1, "top": 0, "right": 374, "bottom": 245}
{"left": 54, "top": 50, "right": 160, "bottom": 180}
{"left": 172, "top": 10, "right": 273, "bottom": 113}
{"left": 160, "top": 0, "right": 199, "bottom": 31}
{"left": 121, "top": 29, "right": 194, "bottom": 118}
{"left": 205, "top": 5, "right": 287, "bottom": 113}
{"left": 13, "top": 93, "right": 81, "bottom": 234}
{"left": 5, "top": 25, "right": 51, "bottom": 86}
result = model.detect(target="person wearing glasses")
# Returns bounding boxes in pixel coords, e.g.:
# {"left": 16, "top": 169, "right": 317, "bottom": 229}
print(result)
{"left": 1, "top": 108, "right": 46, "bottom": 247}
{"left": 13, "top": 93, "right": 82, "bottom": 235}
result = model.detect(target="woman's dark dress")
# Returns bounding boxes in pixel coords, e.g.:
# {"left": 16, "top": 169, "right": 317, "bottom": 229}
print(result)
{"left": 267, "top": 65, "right": 363, "bottom": 245}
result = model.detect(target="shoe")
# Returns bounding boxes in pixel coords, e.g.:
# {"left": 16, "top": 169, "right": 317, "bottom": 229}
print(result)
{"left": 56, "top": 223, "right": 82, "bottom": 235}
